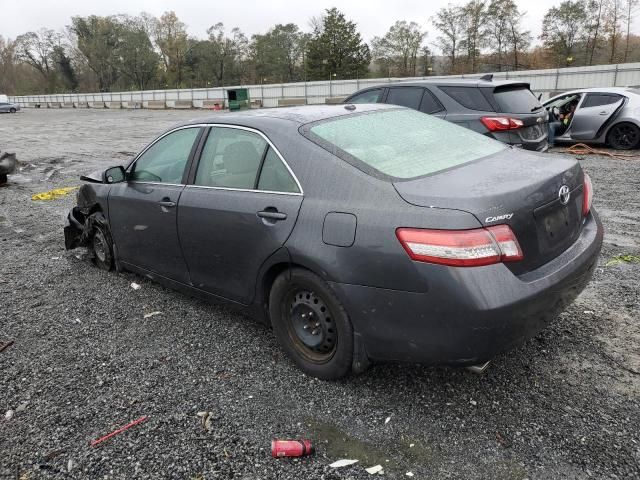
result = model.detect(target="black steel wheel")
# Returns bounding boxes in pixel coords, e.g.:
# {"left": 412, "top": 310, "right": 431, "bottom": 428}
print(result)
{"left": 269, "top": 268, "right": 354, "bottom": 380}
{"left": 90, "top": 218, "right": 114, "bottom": 271}
{"left": 607, "top": 123, "right": 640, "bottom": 150}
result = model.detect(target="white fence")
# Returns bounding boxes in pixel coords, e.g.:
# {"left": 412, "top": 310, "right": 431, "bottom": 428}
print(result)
{"left": 8, "top": 62, "right": 640, "bottom": 109}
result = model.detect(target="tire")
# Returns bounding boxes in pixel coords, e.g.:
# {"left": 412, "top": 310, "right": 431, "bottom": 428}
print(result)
{"left": 9, "top": 108, "right": 16, "bottom": 113}
{"left": 90, "top": 217, "right": 114, "bottom": 271}
{"left": 269, "top": 268, "right": 354, "bottom": 380}
{"left": 607, "top": 122, "right": 640, "bottom": 150}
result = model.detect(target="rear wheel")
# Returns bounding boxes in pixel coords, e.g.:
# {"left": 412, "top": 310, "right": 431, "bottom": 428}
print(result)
{"left": 9, "top": 108, "right": 16, "bottom": 113}
{"left": 607, "top": 122, "right": 640, "bottom": 150}
{"left": 269, "top": 268, "right": 354, "bottom": 380}
{"left": 90, "top": 217, "right": 114, "bottom": 271}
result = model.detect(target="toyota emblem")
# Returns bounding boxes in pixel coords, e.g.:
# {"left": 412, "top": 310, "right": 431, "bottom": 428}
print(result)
{"left": 558, "top": 185, "right": 571, "bottom": 205}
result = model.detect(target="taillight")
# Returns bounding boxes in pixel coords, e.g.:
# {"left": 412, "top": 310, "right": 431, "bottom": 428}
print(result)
{"left": 480, "top": 116, "right": 524, "bottom": 131}
{"left": 396, "top": 225, "right": 523, "bottom": 267}
{"left": 583, "top": 172, "right": 593, "bottom": 216}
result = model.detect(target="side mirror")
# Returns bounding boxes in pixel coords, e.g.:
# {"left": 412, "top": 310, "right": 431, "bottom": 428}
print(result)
{"left": 103, "top": 165, "right": 126, "bottom": 184}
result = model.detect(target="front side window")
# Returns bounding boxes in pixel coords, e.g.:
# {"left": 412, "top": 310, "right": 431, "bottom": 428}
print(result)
{"left": 348, "top": 89, "right": 383, "bottom": 104}
{"left": 130, "top": 127, "right": 200, "bottom": 183}
{"left": 195, "top": 127, "right": 267, "bottom": 189}
{"left": 386, "top": 87, "right": 424, "bottom": 110}
{"left": 305, "top": 109, "right": 506, "bottom": 180}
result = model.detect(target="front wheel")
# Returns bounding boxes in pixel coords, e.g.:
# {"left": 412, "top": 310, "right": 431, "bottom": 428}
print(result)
{"left": 269, "top": 268, "right": 354, "bottom": 380}
{"left": 607, "top": 122, "right": 640, "bottom": 150}
{"left": 90, "top": 216, "right": 114, "bottom": 271}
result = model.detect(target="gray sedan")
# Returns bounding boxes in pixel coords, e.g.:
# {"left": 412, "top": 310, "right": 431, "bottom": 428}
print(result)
{"left": 544, "top": 87, "right": 640, "bottom": 149}
{"left": 64, "top": 104, "right": 602, "bottom": 379}
{"left": 0, "top": 102, "right": 20, "bottom": 113}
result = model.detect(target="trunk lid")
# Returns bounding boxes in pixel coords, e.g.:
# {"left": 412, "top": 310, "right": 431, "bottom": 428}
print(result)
{"left": 393, "top": 148, "right": 585, "bottom": 274}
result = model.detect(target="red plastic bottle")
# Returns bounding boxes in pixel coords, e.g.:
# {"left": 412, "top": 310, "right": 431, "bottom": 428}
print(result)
{"left": 271, "top": 439, "right": 314, "bottom": 458}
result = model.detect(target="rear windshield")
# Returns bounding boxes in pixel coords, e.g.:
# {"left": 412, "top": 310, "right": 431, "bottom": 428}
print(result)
{"left": 304, "top": 109, "right": 506, "bottom": 180}
{"left": 493, "top": 86, "right": 542, "bottom": 113}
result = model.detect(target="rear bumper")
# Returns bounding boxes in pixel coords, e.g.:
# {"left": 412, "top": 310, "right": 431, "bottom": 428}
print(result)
{"left": 329, "top": 211, "right": 603, "bottom": 365}
{"left": 490, "top": 130, "right": 548, "bottom": 152}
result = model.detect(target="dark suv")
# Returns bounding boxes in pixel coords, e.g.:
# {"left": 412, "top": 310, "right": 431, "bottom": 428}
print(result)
{"left": 344, "top": 78, "right": 548, "bottom": 151}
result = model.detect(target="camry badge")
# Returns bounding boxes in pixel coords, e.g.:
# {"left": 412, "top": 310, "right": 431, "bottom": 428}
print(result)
{"left": 558, "top": 185, "right": 571, "bottom": 205}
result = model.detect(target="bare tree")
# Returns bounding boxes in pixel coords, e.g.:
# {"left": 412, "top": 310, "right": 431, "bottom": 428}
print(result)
{"left": 432, "top": 4, "right": 464, "bottom": 73}
{"left": 460, "top": 0, "right": 487, "bottom": 73}
{"left": 604, "top": 0, "right": 624, "bottom": 62}
{"left": 372, "top": 21, "right": 427, "bottom": 77}
{"left": 623, "top": 0, "right": 640, "bottom": 61}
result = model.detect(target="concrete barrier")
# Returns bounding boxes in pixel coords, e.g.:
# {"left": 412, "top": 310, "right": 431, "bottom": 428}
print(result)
{"left": 166, "top": 100, "right": 192, "bottom": 109}
{"left": 73, "top": 102, "right": 88, "bottom": 108}
{"left": 104, "top": 102, "right": 122, "bottom": 109}
{"left": 87, "top": 102, "right": 103, "bottom": 108}
{"left": 278, "top": 98, "right": 306, "bottom": 107}
{"left": 144, "top": 100, "right": 166, "bottom": 109}
{"left": 61, "top": 102, "right": 74, "bottom": 108}
{"left": 201, "top": 99, "right": 225, "bottom": 110}
{"left": 46, "top": 102, "right": 62, "bottom": 108}
{"left": 325, "top": 96, "right": 346, "bottom": 104}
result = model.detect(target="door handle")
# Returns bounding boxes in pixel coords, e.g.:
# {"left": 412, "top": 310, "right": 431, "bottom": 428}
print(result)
{"left": 257, "top": 210, "right": 287, "bottom": 221}
{"left": 158, "top": 200, "right": 176, "bottom": 207}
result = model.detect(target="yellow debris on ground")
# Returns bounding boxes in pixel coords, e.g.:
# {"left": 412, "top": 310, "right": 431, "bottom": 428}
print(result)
{"left": 31, "top": 187, "right": 78, "bottom": 201}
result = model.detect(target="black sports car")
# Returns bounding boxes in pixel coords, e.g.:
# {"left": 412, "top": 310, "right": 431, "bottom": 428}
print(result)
{"left": 65, "top": 104, "right": 603, "bottom": 379}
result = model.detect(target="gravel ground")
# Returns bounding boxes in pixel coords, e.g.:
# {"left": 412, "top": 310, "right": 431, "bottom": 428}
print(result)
{"left": 1, "top": 109, "right": 639, "bottom": 480}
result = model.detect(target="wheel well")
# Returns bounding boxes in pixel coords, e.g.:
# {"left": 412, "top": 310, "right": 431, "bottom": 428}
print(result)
{"left": 606, "top": 121, "right": 640, "bottom": 142}
{"left": 259, "top": 262, "right": 318, "bottom": 324}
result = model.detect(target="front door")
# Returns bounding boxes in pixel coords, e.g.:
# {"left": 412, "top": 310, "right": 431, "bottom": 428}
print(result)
{"left": 177, "top": 126, "right": 303, "bottom": 304}
{"left": 570, "top": 93, "right": 624, "bottom": 140}
{"left": 109, "top": 127, "right": 202, "bottom": 283}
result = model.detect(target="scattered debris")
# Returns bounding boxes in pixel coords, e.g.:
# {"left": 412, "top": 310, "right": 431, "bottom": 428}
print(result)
{"left": 384, "top": 416, "right": 391, "bottom": 424}
{"left": 496, "top": 431, "right": 511, "bottom": 447}
{"left": 5, "top": 409, "right": 14, "bottom": 420}
{"left": 584, "top": 310, "right": 595, "bottom": 314}
{"left": 329, "top": 459, "right": 359, "bottom": 468}
{"left": 409, "top": 443, "right": 415, "bottom": 448}
{"left": 31, "top": 187, "right": 78, "bottom": 201}
{"left": 271, "top": 439, "right": 314, "bottom": 457}
{"left": 196, "top": 411, "right": 214, "bottom": 431}
{"left": 564, "top": 143, "right": 638, "bottom": 160}
{"left": 130, "top": 282, "right": 141, "bottom": 290}
{"left": 365, "top": 464, "right": 384, "bottom": 474}
{"left": 16, "top": 402, "right": 28, "bottom": 413}
{"left": 606, "top": 254, "right": 640, "bottom": 267}
{"left": 0, "top": 340, "right": 15, "bottom": 353}
{"left": 67, "top": 458, "right": 76, "bottom": 472}
{"left": 44, "top": 448, "right": 67, "bottom": 461}
{"left": 90, "top": 415, "right": 148, "bottom": 447}
{"left": 0, "top": 151, "right": 17, "bottom": 184}
{"left": 143, "top": 311, "right": 162, "bottom": 319}
{"left": 406, "top": 472, "right": 414, "bottom": 477}
{"left": 470, "top": 399, "right": 477, "bottom": 406}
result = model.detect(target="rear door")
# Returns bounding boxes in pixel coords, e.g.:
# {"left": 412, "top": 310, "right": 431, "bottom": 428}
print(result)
{"left": 570, "top": 93, "right": 625, "bottom": 140}
{"left": 177, "top": 125, "right": 303, "bottom": 304}
{"left": 108, "top": 126, "right": 202, "bottom": 283}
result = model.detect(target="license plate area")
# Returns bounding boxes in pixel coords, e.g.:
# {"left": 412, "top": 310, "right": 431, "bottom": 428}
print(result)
{"left": 534, "top": 196, "right": 582, "bottom": 254}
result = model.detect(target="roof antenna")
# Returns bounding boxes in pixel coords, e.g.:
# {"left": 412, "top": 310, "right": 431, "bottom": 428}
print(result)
{"left": 480, "top": 74, "right": 493, "bottom": 81}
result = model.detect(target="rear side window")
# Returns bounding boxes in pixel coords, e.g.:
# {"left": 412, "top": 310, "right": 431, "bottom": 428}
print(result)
{"left": 493, "top": 86, "right": 542, "bottom": 113}
{"left": 581, "top": 93, "right": 621, "bottom": 108}
{"left": 419, "top": 89, "right": 445, "bottom": 114}
{"left": 386, "top": 87, "right": 424, "bottom": 110}
{"left": 257, "top": 148, "right": 300, "bottom": 193}
{"left": 348, "top": 89, "right": 383, "bottom": 104}
{"left": 439, "top": 86, "right": 493, "bottom": 111}
{"left": 305, "top": 109, "right": 505, "bottom": 180}
{"left": 195, "top": 127, "right": 267, "bottom": 189}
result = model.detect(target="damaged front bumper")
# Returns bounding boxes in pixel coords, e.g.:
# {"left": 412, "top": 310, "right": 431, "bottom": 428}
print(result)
{"left": 64, "top": 207, "right": 89, "bottom": 250}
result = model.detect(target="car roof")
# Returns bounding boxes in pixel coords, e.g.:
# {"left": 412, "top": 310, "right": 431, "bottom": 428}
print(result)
{"left": 179, "top": 103, "right": 398, "bottom": 129}
{"left": 552, "top": 87, "right": 632, "bottom": 96}
{"left": 356, "top": 78, "right": 529, "bottom": 89}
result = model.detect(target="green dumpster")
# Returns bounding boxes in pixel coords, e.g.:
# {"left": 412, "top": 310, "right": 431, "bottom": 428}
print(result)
{"left": 226, "top": 88, "right": 250, "bottom": 111}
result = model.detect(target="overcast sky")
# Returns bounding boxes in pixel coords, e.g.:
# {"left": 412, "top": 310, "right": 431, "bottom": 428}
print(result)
{"left": 3, "top": 0, "right": 640, "bottom": 51}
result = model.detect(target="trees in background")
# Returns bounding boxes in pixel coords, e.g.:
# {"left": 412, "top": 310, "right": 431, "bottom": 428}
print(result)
{"left": 2, "top": 3, "right": 640, "bottom": 96}
{"left": 306, "top": 8, "right": 371, "bottom": 80}
{"left": 371, "top": 21, "right": 427, "bottom": 77}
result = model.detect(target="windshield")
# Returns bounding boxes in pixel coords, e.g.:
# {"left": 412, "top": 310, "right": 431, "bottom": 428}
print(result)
{"left": 493, "top": 86, "right": 542, "bottom": 113}
{"left": 305, "top": 109, "right": 506, "bottom": 180}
